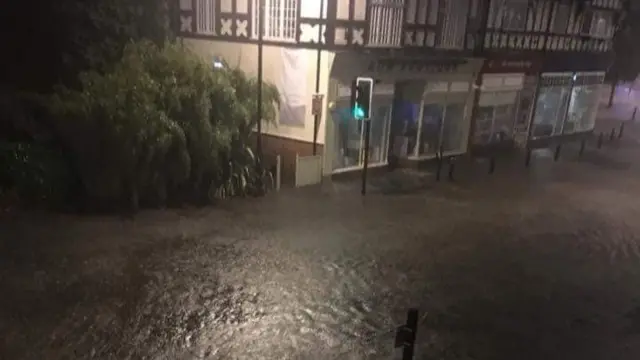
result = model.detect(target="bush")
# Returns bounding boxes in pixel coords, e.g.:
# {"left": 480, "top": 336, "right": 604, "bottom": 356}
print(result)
{"left": 0, "top": 142, "right": 72, "bottom": 208}
{"left": 48, "top": 40, "right": 279, "bottom": 211}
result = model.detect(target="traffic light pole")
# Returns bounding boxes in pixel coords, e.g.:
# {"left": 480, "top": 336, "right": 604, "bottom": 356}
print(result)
{"left": 361, "top": 119, "right": 371, "bottom": 196}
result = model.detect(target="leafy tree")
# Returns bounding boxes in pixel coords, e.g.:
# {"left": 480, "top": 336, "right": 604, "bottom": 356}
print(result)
{"left": 48, "top": 41, "right": 279, "bottom": 211}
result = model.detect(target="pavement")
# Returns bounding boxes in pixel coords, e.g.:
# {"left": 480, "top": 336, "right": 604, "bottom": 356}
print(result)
{"left": 4, "top": 95, "right": 640, "bottom": 359}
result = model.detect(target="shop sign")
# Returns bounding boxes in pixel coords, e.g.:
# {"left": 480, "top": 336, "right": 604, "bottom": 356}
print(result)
{"left": 311, "top": 93, "right": 324, "bottom": 116}
{"left": 368, "top": 58, "right": 467, "bottom": 74}
{"left": 483, "top": 57, "right": 541, "bottom": 74}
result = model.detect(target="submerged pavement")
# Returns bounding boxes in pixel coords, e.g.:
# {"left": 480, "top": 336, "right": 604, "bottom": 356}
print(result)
{"left": 4, "top": 131, "right": 640, "bottom": 359}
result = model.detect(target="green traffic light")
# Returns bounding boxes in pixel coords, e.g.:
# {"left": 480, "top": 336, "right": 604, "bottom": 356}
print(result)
{"left": 353, "top": 105, "right": 365, "bottom": 119}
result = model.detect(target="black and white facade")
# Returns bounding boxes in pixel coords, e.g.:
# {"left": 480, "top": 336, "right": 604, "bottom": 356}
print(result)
{"left": 175, "top": 0, "right": 626, "bottom": 182}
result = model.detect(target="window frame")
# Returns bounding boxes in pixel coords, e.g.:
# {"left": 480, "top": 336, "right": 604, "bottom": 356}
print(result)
{"left": 253, "top": 0, "right": 298, "bottom": 42}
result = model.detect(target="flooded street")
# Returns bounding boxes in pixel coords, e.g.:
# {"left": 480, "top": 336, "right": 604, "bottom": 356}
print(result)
{"left": 4, "top": 140, "right": 640, "bottom": 359}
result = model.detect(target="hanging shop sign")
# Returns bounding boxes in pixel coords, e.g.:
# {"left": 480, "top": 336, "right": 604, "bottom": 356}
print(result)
{"left": 482, "top": 55, "right": 542, "bottom": 74}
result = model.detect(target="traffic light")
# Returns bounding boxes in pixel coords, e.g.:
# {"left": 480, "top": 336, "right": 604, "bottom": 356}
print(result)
{"left": 351, "top": 77, "right": 374, "bottom": 120}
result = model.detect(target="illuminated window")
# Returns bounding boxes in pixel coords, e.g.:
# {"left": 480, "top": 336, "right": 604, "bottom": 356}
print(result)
{"left": 253, "top": 0, "right": 298, "bottom": 42}
{"left": 368, "top": 0, "right": 405, "bottom": 47}
{"left": 195, "top": 0, "right": 216, "bottom": 35}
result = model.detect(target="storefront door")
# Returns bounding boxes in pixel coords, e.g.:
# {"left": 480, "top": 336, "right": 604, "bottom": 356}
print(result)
{"left": 330, "top": 99, "right": 392, "bottom": 172}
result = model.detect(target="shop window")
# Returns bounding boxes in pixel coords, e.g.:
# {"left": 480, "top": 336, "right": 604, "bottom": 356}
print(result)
{"left": 418, "top": 104, "right": 444, "bottom": 156}
{"left": 441, "top": 103, "right": 466, "bottom": 152}
{"left": 531, "top": 86, "right": 571, "bottom": 138}
{"left": 330, "top": 99, "right": 392, "bottom": 172}
{"left": 473, "top": 91, "right": 518, "bottom": 145}
{"left": 565, "top": 84, "right": 601, "bottom": 133}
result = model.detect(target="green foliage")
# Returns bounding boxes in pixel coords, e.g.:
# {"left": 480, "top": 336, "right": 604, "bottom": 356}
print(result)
{"left": 0, "top": 142, "right": 72, "bottom": 207}
{"left": 48, "top": 40, "right": 279, "bottom": 210}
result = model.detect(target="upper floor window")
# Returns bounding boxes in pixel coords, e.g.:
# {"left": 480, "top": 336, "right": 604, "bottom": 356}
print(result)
{"left": 195, "top": 0, "right": 216, "bottom": 35}
{"left": 488, "top": 0, "right": 529, "bottom": 31}
{"left": 252, "top": 0, "right": 298, "bottom": 42}
{"left": 550, "top": 3, "right": 571, "bottom": 34}
{"left": 438, "top": 0, "right": 469, "bottom": 49}
{"left": 368, "top": 0, "right": 405, "bottom": 47}
{"left": 580, "top": 9, "right": 613, "bottom": 39}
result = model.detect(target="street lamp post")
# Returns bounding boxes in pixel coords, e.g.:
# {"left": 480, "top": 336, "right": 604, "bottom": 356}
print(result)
{"left": 256, "top": 0, "right": 264, "bottom": 158}
{"left": 312, "top": 0, "right": 325, "bottom": 156}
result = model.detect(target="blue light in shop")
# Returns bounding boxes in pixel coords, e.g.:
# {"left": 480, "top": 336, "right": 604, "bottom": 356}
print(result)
{"left": 353, "top": 105, "right": 365, "bottom": 119}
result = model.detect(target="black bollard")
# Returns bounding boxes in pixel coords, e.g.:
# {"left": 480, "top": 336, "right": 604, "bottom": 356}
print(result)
{"left": 633, "top": 107, "right": 638, "bottom": 122}
{"left": 489, "top": 156, "right": 496, "bottom": 174}
{"left": 619, "top": 122, "right": 625, "bottom": 139}
{"left": 597, "top": 132, "right": 604, "bottom": 149}
{"left": 394, "top": 308, "right": 419, "bottom": 360}
{"left": 448, "top": 157, "right": 455, "bottom": 181}
{"left": 579, "top": 138, "right": 586, "bottom": 157}
{"left": 610, "top": 128, "right": 616, "bottom": 141}
{"left": 554, "top": 144, "right": 561, "bottom": 161}
{"left": 525, "top": 148, "right": 532, "bottom": 167}
{"left": 435, "top": 152, "right": 443, "bottom": 182}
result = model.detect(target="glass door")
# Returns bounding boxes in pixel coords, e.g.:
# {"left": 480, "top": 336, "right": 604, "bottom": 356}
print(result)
{"left": 330, "top": 99, "right": 392, "bottom": 172}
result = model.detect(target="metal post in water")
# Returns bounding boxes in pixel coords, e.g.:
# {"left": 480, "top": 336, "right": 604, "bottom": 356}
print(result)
{"left": 436, "top": 146, "right": 444, "bottom": 181}
{"left": 394, "top": 308, "right": 419, "bottom": 360}
{"left": 619, "top": 122, "right": 625, "bottom": 139}
{"left": 448, "top": 157, "right": 455, "bottom": 181}
{"left": 312, "top": 0, "right": 324, "bottom": 156}
{"left": 256, "top": 0, "right": 264, "bottom": 158}
{"left": 597, "top": 132, "right": 604, "bottom": 149}
{"left": 361, "top": 120, "right": 371, "bottom": 196}
{"left": 554, "top": 144, "right": 561, "bottom": 162}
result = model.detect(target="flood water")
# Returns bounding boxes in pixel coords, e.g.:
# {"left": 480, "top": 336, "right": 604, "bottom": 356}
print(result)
{"left": 3, "top": 141, "right": 640, "bottom": 359}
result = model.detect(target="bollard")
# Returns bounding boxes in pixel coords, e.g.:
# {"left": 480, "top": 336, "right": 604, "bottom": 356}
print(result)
{"left": 448, "top": 157, "right": 455, "bottom": 181}
{"left": 435, "top": 152, "right": 443, "bottom": 182}
{"left": 619, "top": 122, "right": 625, "bottom": 139}
{"left": 554, "top": 144, "right": 561, "bottom": 161}
{"left": 633, "top": 107, "right": 638, "bottom": 122}
{"left": 489, "top": 156, "right": 496, "bottom": 174}
{"left": 525, "top": 148, "right": 532, "bottom": 168}
{"left": 610, "top": 128, "right": 616, "bottom": 141}
{"left": 394, "top": 308, "right": 419, "bottom": 360}
{"left": 579, "top": 138, "right": 586, "bottom": 157}
{"left": 597, "top": 132, "right": 604, "bottom": 149}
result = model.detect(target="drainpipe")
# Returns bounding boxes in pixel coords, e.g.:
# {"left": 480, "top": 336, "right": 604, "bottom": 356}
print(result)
{"left": 256, "top": 0, "right": 264, "bottom": 158}
{"left": 312, "top": 0, "right": 325, "bottom": 156}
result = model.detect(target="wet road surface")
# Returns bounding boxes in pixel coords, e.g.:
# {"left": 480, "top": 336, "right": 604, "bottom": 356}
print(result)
{"left": 4, "top": 137, "right": 640, "bottom": 359}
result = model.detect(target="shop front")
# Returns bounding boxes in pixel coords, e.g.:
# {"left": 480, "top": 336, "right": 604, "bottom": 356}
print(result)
{"left": 530, "top": 71, "right": 605, "bottom": 141}
{"left": 471, "top": 56, "right": 541, "bottom": 153}
{"left": 324, "top": 54, "right": 483, "bottom": 175}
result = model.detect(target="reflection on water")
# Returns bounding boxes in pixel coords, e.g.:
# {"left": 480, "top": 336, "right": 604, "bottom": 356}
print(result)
{"left": 4, "top": 146, "right": 640, "bottom": 359}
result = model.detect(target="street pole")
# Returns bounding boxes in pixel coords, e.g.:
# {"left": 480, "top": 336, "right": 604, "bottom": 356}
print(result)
{"left": 312, "top": 0, "right": 324, "bottom": 156}
{"left": 256, "top": 0, "right": 264, "bottom": 158}
{"left": 361, "top": 119, "right": 371, "bottom": 196}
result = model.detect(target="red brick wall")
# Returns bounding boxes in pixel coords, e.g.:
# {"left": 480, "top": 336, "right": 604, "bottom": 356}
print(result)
{"left": 251, "top": 133, "right": 324, "bottom": 186}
